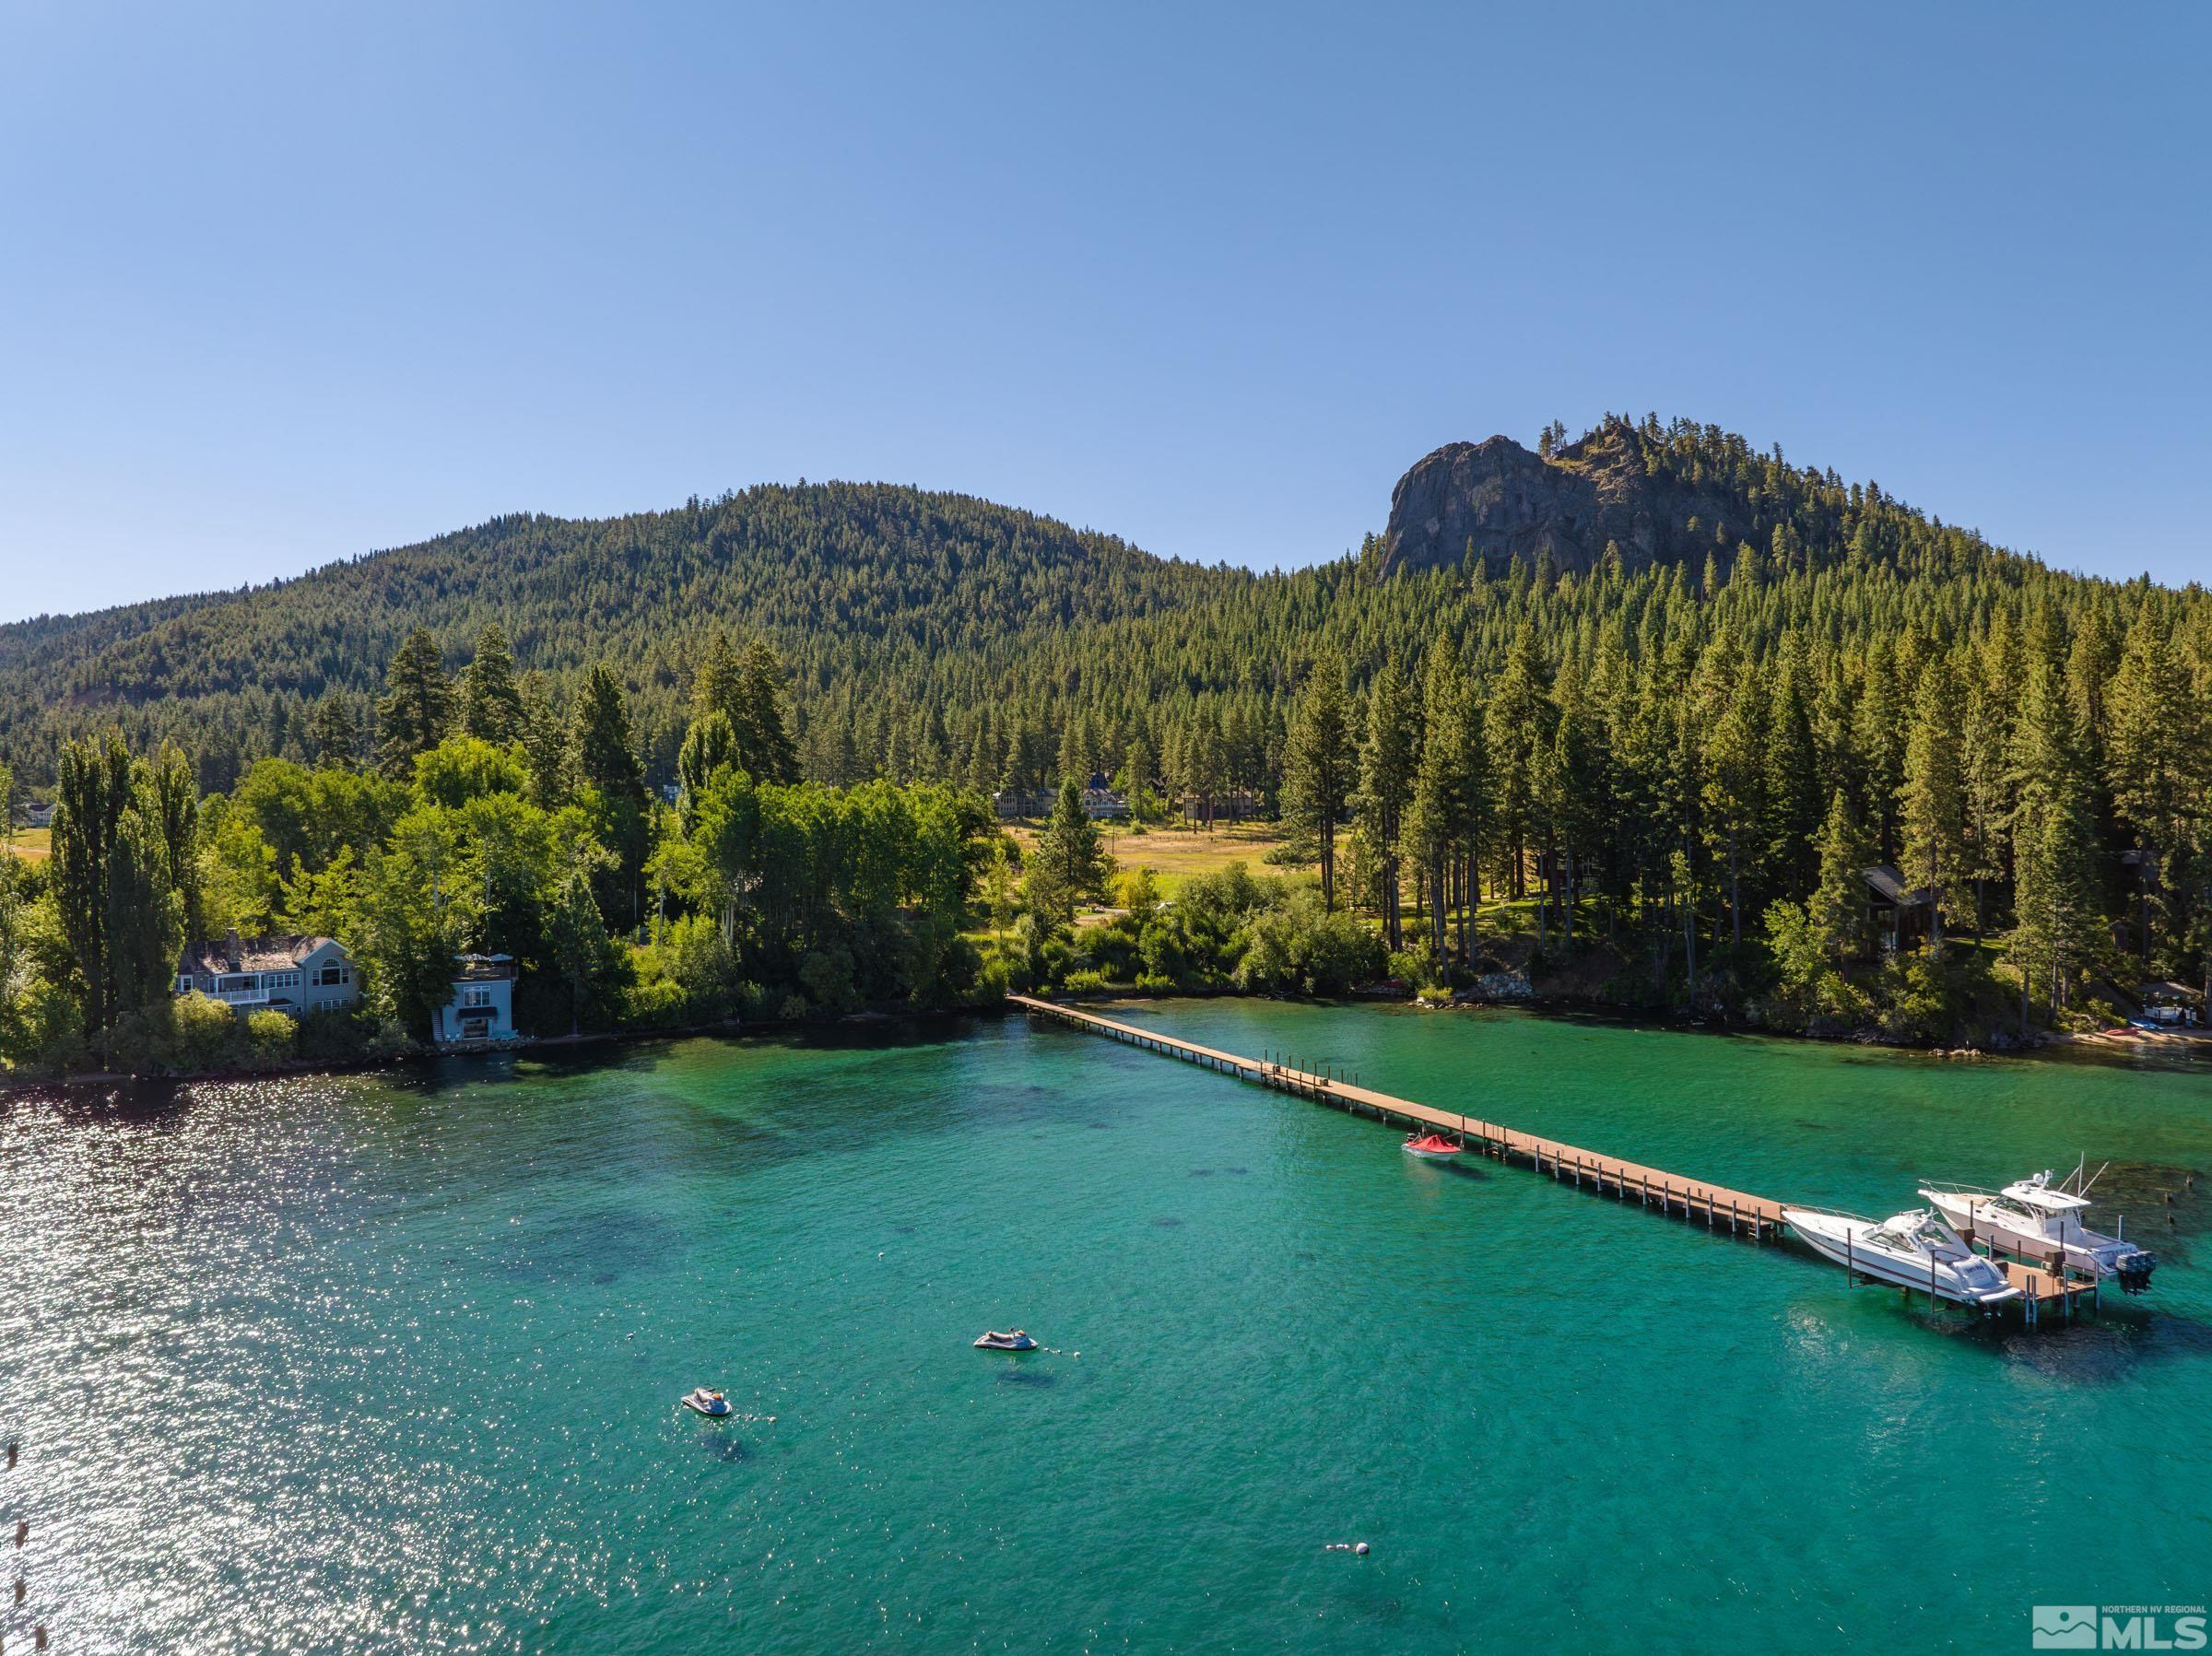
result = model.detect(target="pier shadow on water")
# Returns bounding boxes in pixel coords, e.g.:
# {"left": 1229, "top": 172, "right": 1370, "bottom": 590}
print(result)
{"left": 1841, "top": 1283, "right": 2212, "bottom": 1384}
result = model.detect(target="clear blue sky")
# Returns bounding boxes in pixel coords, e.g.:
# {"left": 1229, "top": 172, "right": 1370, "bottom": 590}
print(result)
{"left": 4, "top": 3, "right": 2206, "bottom": 623}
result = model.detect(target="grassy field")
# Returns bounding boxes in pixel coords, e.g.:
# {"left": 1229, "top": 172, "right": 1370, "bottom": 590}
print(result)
{"left": 1006, "top": 817, "right": 1299, "bottom": 898}
{"left": 4, "top": 827, "right": 49, "bottom": 863}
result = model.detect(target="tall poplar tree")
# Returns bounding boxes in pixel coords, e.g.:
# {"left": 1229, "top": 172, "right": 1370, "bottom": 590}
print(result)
{"left": 105, "top": 803, "right": 182, "bottom": 1028}
{"left": 145, "top": 742, "right": 205, "bottom": 941}
{"left": 51, "top": 730, "right": 136, "bottom": 1037}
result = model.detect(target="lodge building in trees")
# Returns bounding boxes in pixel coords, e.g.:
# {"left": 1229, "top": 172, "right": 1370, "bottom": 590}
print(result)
{"left": 1860, "top": 866, "right": 1937, "bottom": 955}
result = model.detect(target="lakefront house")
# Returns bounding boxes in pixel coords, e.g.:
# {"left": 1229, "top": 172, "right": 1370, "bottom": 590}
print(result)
{"left": 432, "top": 954, "right": 517, "bottom": 1045}
{"left": 176, "top": 933, "right": 360, "bottom": 1017}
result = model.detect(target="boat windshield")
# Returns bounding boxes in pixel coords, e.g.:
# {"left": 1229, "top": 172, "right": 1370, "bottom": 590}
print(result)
{"left": 1866, "top": 1211, "right": 1967, "bottom": 1255}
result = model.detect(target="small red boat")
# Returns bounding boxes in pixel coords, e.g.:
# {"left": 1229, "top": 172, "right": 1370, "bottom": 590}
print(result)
{"left": 1402, "top": 1133, "right": 1463, "bottom": 1160}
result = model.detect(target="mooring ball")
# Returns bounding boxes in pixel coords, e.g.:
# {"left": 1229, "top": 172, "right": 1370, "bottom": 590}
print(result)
{"left": 1355, "top": 1542, "right": 1370, "bottom": 1556}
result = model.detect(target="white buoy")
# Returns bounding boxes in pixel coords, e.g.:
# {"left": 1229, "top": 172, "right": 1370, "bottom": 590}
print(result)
{"left": 1356, "top": 1542, "right": 1370, "bottom": 1556}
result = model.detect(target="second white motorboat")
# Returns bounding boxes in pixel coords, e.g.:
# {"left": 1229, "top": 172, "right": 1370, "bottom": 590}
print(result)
{"left": 1783, "top": 1205, "right": 2023, "bottom": 1309}
{"left": 1918, "top": 1169, "right": 2157, "bottom": 1292}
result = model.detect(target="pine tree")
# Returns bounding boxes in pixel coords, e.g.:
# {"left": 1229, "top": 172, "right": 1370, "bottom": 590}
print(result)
{"left": 1698, "top": 633, "right": 1764, "bottom": 947}
{"left": 570, "top": 665, "right": 645, "bottom": 802}
{"left": 693, "top": 635, "right": 743, "bottom": 725}
{"left": 1484, "top": 622, "right": 1553, "bottom": 900}
{"left": 310, "top": 694, "right": 358, "bottom": 770}
{"left": 1760, "top": 637, "right": 1822, "bottom": 899}
{"left": 1116, "top": 731, "right": 1157, "bottom": 823}
{"left": 1283, "top": 658, "right": 1357, "bottom": 910}
{"left": 2011, "top": 790, "right": 2098, "bottom": 1025}
{"left": 1028, "top": 777, "right": 1110, "bottom": 926}
{"left": 733, "top": 640, "right": 800, "bottom": 784}
{"left": 1354, "top": 665, "right": 1418, "bottom": 950}
{"left": 1959, "top": 673, "right": 2010, "bottom": 938}
{"left": 1547, "top": 658, "right": 1605, "bottom": 946}
{"left": 2006, "top": 650, "right": 2100, "bottom": 1024}
{"left": 459, "top": 621, "right": 526, "bottom": 746}
{"left": 2106, "top": 600, "right": 2203, "bottom": 960}
{"left": 1406, "top": 652, "right": 1483, "bottom": 962}
{"left": 1898, "top": 656, "right": 1965, "bottom": 945}
{"left": 1853, "top": 637, "right": 1905, "bottom": 860}
{"left": 1185, "top": 708, "right": 1228, "bottom": 832}
{"left": 375, "top": 628, "right": 453, "bottom": 779}
{"left": 1055, "top": 710, "right": 1092, "bottom": 789}
{"left": 570, "top": 664, "right": 651, "bottom": 930}
{"left": 517, "top": 671, "right": 570, "bottom": 805}
{"left": 1809, "top": 789, "right": 1869, "bottom": 967}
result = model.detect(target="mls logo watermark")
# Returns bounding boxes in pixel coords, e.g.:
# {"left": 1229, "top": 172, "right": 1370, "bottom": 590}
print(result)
{"left": 2038, "top": 1608, "right": 2100, "bottom": 1650}
{"left": 2033, "top": 1606, "right": 2208, "bottom": 1650}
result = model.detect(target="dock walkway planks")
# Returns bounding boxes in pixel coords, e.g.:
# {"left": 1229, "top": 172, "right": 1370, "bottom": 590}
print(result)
{"left": 1007, "top": 994, "right": 2103, "bottom": 1321}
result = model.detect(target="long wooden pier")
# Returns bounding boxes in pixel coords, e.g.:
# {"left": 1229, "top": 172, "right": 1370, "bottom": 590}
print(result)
{"left": 1008, "top": 995, "right": 2101, "bottom": 1322}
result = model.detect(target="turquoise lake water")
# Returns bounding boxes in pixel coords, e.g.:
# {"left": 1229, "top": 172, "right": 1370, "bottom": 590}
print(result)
{"left": 5, "top": 1003, "right": 2210, "bottom": 1652}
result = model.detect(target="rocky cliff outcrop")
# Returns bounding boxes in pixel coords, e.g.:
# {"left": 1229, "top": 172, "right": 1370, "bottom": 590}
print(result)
{"left": 1379, "top": 429, "right": 1762, "bottom": 579}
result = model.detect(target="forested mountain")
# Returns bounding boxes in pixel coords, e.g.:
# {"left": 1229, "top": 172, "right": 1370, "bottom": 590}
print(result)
{"left": 4, "top": 413, "right": 2150, "bottom": 805}
{"left": 0, "top": 483, "right": 1249, "bottom": 789}
{"left": 6, "top": 412, "right": 2212, "bottom": 1054}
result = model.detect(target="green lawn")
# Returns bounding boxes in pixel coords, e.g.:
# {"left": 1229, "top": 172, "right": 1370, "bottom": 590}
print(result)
{"left": 1007, "top": 817, "right": 1296, "bottom": 898}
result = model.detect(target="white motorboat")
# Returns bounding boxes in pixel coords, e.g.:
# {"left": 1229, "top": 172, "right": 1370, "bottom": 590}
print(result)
{"left": 1919, "top": 1169, "right": 2156, "bottom": 1292}
{"left": 1783, "top": 1206, "right": 2023, "bottom": 1309}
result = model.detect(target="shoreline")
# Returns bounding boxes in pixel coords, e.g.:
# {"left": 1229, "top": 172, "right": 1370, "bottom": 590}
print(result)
{"left": 6, "top": 985, "right": 2203, "bottom": 1100}
{"left": 0, "top": 1004, "right": 1006, "bottom": 1101}
{"left": 1034, "top": 983, "right": 2210, "bottom": 1066}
